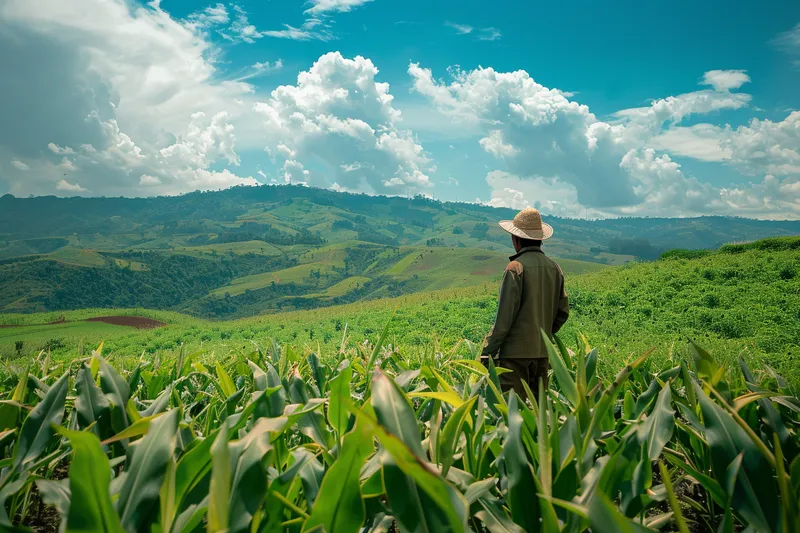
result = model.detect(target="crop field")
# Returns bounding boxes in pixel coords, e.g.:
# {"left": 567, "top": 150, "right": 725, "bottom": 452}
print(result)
{"left": 0, "top": 238, "right": 797, "bottom": 531}
{"left": 2, "top": 237, "right": 798, "bottom": 385}
{"left": 0, "top": 317, "right": 798, "bottom": 532}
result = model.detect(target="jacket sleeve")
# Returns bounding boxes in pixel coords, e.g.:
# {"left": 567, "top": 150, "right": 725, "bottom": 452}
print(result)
{"left": 482, "top": 265, "right": 523, "bottom": 357}
{"left": 552, "top": 272, "right": 569, "bottom": 334}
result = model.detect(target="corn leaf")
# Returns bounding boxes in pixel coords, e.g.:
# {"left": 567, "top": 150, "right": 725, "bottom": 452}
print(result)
{"left": 117, "top": 408, "right": 179, "bottom": 533}
{"left": 13, "top": 372, "right": 68, "bottom": 471}
{"left": 302, "top": 413, "right": 372, "bottom": 533}
{"left": 56, "top": 427, "right": 124, "bottom": 533}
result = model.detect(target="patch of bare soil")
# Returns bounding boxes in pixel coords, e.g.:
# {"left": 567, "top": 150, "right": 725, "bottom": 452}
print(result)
{"left": 86, "top": 316, "right": 166, "bottom": 329}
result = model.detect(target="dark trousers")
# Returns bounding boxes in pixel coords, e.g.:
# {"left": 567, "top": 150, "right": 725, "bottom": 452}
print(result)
{"left": 495, "top": 358, "right": 549, "bottom": 403}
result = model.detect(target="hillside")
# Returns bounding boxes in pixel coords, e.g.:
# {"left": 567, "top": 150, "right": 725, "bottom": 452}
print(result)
{"left": 1, "top": 186, "right": 799, "bottom": 318}
{"left": 3, "top": 236, "right": 798, "bottom": 383}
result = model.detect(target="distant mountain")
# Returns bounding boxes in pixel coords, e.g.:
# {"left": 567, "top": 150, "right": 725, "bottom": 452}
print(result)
{"left": 0, "top": 186, "right": 797, "bottom": 317}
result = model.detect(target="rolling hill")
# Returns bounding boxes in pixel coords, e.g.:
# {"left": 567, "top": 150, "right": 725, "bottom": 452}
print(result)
{"left": 1, "top": 186, "right": 798, "bottom": 318}
{"left": 1, "top": 237, "right": 798, "bottom": 385}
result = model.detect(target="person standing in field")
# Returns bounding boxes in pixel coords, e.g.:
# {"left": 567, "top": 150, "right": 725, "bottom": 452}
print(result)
{"left": 481, "top": 207, "right": 569, "bottom": 402}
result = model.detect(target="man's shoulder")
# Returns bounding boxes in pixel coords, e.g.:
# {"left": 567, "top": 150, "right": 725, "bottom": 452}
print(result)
{"left": 505, "top": 260, "right": 524, "bottom": 275}
{"left": 520, "top": 251, "right": 563, "bottom": 274}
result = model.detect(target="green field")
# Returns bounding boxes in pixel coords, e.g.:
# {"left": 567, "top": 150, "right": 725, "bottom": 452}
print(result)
{"left": 3, "top": 237, "right": 798, "bottom": 386}
{"left": 175, "top": 240, "right": 283, "bottom": 257}
{"left": 46, "top": 248, "right": 107, "bottom": 267}
{"left": 1, "top": 239, "right": 798, "bottom": 533}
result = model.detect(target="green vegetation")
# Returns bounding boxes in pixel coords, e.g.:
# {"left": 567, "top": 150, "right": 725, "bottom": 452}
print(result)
{"left": 2, "top": 237, "right": 798, "bottom": 387}
{"left": 0, "top": 320, "right": 797, "bottom": 532}
{"left": 2, "top": 186, "right": 799, "bottom": 318}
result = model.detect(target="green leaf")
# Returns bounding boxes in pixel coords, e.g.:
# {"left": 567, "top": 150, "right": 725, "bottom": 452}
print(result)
{"left": 408, "top": 391, "right": 464, "bottom": 408}
{"left": 371, "top": 369, "right": 424, "bottom": 458}
{"left": 327, "top": 362, "right": 352, "bottom": 438}
{"left": 543, "top": 332, "right": 578, "bottom": 407}
{"left": 247, "top": 360, "right": 267, "bottom": 392}
{"left": 229, "top": 419, "right": 275, "bottom": 533}
{"left": 97, "top": 355, "right": 130, "bottom": 435}
{"left": 503, "top": 392, "right": 541, "bottom": 532}
{"left": 75, "top": 363, "right": 110, "bottom": 430}
{"left": 694, "top": 382, "right": 777, "bottom": 533}
{"left": 175, "top": 428, "right": 219, "bottom": 511}
{"left": 366, "top": 311, "right": 394, "bottom": 372}
{"left": 367, "top": 415, "right": 467, "bottom": 533}
{"left": 56, "top": 427, "right": 124, "bottom": 533}
{"left": 14, "top": 372, "right": 68, "bottom": 471}
{"left": 207, "top": 421, "right": 230, "bottom": 533}
{"left": 117, "top": 408, "right": 179, "bottom": 533}
{"left": 302, "top": 414, "right": 372, "bottom": 533}
{"left": 369, "top": 372, "right": 467, "bottom": 533}
{"left": 588, "top": 493, "right": 655, "bottom": 533}
{"left": 438, "top": 396, "right": 477, "bottom": 477}
{"left": 101, "top": 412, "right": 166, "bottom": 445}
{"left": 215, "top": 363, "right": 236, "bottom": 398}
{"left": 636, "top": 383, "right": 674, "bottom": 460}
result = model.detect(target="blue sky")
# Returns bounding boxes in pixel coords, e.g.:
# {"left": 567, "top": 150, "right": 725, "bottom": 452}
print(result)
{"left": 1, "top": 0, "right": 799, "bottom": 218}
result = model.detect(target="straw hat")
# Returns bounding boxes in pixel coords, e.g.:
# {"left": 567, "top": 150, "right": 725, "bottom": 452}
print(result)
{"left": 499, "top": 208, "right": 554, "bottom": 240}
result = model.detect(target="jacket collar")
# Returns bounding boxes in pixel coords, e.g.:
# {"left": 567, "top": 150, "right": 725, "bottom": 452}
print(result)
{"left": 509, "top": 245, "right": 544, "bottom": 261}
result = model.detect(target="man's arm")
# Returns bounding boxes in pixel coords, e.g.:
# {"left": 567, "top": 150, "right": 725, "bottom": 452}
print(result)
{"left": 482, "top": 262, "right": 523, "bottom": 357}
{"left": 552, "top": 273, "right": 569, "bottom": 333}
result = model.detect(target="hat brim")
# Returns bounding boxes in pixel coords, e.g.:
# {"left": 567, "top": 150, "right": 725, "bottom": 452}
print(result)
{"left": 499, "top": 220, "right": 554, "bottom": 240}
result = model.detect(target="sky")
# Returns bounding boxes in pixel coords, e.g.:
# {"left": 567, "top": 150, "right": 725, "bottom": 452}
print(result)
{"left": 1, "top": 0, "right": 799, "bottom": 219}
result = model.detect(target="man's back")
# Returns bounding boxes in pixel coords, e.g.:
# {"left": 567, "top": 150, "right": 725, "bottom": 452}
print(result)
{"left": 482, "top": 245, "right": 569, "bottom": 359}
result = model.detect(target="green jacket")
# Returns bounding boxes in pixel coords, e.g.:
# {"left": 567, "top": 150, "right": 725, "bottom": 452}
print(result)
{"left": 482, "top": 246, "right": 569, "bottom": 359}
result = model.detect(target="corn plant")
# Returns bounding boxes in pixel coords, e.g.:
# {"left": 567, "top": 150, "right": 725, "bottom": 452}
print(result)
{"left": 0, "top": 328, "right": 797, "bottom": 533}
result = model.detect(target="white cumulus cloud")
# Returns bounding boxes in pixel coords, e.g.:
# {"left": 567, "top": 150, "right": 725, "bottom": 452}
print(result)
{"left": 701, "top": 69, "right": 751, "bottom": 92}
{"left": 56, "top": 179, "right": 87, "bottom": 192}
{"left": 255, "top": 52, "right": 432, "bottom": 194}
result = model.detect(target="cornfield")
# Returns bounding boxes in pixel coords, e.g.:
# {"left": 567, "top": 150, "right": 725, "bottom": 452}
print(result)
{"left": 0, "top": 325, "right": 798, "bottom": 533}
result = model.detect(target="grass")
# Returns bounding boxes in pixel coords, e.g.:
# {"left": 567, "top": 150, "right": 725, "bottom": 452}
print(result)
{"left": 302, "top": 276, "right": 372, "bottom": 298}
{"left": 2, "top": 237, "right": 797, "bottom": 384}
{"left": 46, "top": 248, "right": 107, "bottom": 267}
{"left": 175, "top": 240, "right": 282, "bottom": 257}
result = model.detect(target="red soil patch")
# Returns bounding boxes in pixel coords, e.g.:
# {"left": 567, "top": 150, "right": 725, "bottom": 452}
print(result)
{"left": 86, "top": 316, "right": 166, "bottom": 329}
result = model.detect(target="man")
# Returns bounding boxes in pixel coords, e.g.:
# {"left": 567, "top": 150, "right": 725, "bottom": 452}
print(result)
{"left": 481, "top": 207, "right": 569, "bottom": 401}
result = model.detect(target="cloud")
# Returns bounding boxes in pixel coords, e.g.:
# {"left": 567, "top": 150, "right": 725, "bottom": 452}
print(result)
{"left": 56, "top": 179, "right": 87, "bottom": 192}
{"left": 701, "top": 69, "right": 750, "bottom": 91}
{"left": 218, "top": 5, "right": 262, "bottom": 43}
{"left": 262, "top": 19, "right": 334, "bottom": 41}
{"left": 721, "top": 111, "right": 800, "bottom": 176}
{"left": 252, "top": 59, "right": 283, "bottom": 73}
{"left": 649, "top": 124, "right": 731, "bottom": 162}
{"left": 411, "top": 61, "right": 799, "bottom": 218}
{"left": 0, "top": 0, "right": 261, "bottom": 196}
{"left": 445, "top": 22, "right": 501, "bottom": 41}
{"left": 255, "top": 52, "right": 432, "bottom": 194}
{"left": 479, "top": 130, "right": 518, "bottom": 157}
{"left": 614, "top": 72, "right": 751, "bottom": 137}
{"left": 305, "top": 0, "right": 374, "bottom": 15}
{"left": 11, "top": 160, "right": 30, "bottom": 171}
{"left": 477, "top": 27, "right": 502, "bottom": 41}
{"left": 139, "top": 174, "right": 161, "bottom": 186}
{"left": 445, "top": 22, "right": 473, "bottom": 34}
{"left": 187, "top": 3, "right": 229, "bottom": 29}
{"left": 772, "top": 23, "right": 800, "bottom": 66}
{"left": 58, "top": 157, "right": 77, "bottom": 172}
